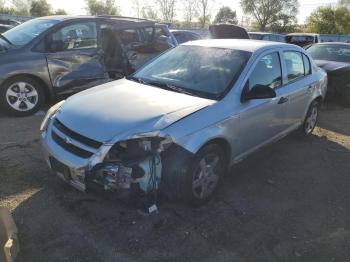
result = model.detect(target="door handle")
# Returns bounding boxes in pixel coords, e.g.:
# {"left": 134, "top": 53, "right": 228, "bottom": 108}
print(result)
{"left": 278, "top": 97, "right": 289, "bottom": 104}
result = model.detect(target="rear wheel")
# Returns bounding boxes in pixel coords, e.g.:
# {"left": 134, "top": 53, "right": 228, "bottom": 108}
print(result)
{"left": 301, "top": 100, "right": 319, "bottom": 136}
{"left": 0, "top": 77, "right": 44, "bottom": 116}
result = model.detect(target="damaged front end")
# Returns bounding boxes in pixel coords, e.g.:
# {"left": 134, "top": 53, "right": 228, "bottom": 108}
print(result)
{"left": 86, "top": 136, "right": 173, "bottom": 198}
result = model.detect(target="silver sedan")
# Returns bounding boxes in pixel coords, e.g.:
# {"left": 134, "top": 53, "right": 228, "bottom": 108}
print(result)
{"left": 40, "top": 39, "right": 327, "bottom": 206}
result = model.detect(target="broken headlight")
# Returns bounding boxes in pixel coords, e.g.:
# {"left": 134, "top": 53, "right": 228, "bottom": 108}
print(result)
{"left": 105, "top": 136, "right": 173, "bottom": 163}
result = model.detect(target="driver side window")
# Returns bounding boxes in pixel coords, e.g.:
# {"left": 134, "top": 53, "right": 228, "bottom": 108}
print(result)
{"left": 248, "top": 52, "right": 282, "bottom": 90}
{"left": 47, "top": 22, "right": 97, "bottom": 52}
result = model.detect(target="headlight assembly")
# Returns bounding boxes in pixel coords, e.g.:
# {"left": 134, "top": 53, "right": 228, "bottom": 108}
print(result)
{"left": 40, "top": 100, "right": 65, "bottom": 132}
{"left": 105, "top": 136, "right": 173, "bottom": 163}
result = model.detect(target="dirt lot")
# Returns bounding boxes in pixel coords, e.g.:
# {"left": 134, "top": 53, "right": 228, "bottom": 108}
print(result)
{"left": 0, "top": 105, "right": 350, "bottom": 262}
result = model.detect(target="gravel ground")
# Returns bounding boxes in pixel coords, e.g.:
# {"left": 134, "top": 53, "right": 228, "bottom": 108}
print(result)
{"left": 0, "top": 105, "right": 350, "bottom": 262}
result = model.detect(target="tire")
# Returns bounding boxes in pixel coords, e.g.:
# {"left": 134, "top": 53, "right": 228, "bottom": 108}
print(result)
{"left": 161, "top": 143, "right": 227, "bottom": 206}
{"left": 339, "top": 88, "right": 350, "bottom": 108}
{"left": 0, "top": 76, "right": 44, "bottom": 116}
{"left": 301, "top": 100, "right": 320, "bottom": 136}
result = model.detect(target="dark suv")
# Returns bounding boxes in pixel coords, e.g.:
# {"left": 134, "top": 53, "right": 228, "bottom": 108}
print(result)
{"left": 0, "top": 16, "right": 177, "bottom": 116}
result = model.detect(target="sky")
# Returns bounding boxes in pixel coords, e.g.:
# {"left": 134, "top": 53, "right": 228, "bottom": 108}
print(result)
{"left": 47, "top": 0, "right": 339, "bottom": 24}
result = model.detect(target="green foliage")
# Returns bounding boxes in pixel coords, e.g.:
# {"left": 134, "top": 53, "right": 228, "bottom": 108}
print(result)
{"left": 240, "top": 0, "right": 298, "bottom": 31}
{"left": 11, "top": 0, "right": 31, "bottom": 16}
{"left": 306, "top": 6, "right": 350, "bottom": 34}
{"left": 30, "top": 0, "right": 52, "bottom": 17}
{"left": 141, "top": 6, "right": 159, "bottom": 20}
{"left": 213, "top": 6, "right": 238, "bottom": 24}
{"left": 85, "top": 0, "right": 120, "bottom": 16}
{"left": 54, "top": 8, "right": 68, "bottom": 15}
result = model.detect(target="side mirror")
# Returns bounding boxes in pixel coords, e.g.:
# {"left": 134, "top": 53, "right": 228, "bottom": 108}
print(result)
{"left": 242, "top": 84, "right": 276, "bottom": 101}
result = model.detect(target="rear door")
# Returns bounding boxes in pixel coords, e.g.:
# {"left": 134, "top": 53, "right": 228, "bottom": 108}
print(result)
{"left": 281, "top": 50, "right": 313, "bottom": 127}
{"left": 45, "top": 20, "right": 107, "bottom": 95}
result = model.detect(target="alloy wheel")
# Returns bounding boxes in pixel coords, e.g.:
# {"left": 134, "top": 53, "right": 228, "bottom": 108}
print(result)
{"left": 5, "top": 82, "right": 39, "bottom": 112}
{"left": 192, "top": 153, "right": 221, "bottom": 200}
{"left": 304, "top": 104, "right": 318, "bottom": 134}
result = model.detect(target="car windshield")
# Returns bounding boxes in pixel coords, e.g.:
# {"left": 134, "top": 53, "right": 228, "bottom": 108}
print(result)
{"left": 307, "top": 45, "right": 350, "bottom": 63}
{"left": 133, "top": 45, "right": 251, "bottom": 100}
{"left": 3, "top": 18, "right": 59, "bottom": 46}
{"left": 249, "top": 34, "right": 264, "bottom": 40}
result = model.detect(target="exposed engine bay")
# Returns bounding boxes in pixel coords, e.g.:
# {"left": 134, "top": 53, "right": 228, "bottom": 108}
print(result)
{"left": 86, "top": 137, "right": 173, "bottom": 209}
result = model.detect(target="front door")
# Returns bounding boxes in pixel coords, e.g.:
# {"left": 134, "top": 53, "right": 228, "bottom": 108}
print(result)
{"left": 45, "top": 21, "right": 107, "bottom": 95}
{"left": 236, "top": 51, "right": 290, "bottom": 158}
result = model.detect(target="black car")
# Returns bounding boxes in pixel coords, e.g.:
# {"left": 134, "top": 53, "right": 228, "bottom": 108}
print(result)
{"left": 248, "top": 32, "right": 286, "bottom": 42}
{"left": 307, "top": 42, "right": 350, "bottom": 106}
{"left": 0, "top": 24, "right": 12, "bottom": 33}
{"left": 170, "top": 29, "right": 202, "bottom": 44}
{"left": 0, "top": 16, "right": 177, "bottom": 116}
{"left": 0, "top": 19, "right": 21, "bottom": 27}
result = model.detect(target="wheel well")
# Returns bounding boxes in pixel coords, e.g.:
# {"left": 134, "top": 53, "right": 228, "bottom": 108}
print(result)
{"left": 202, "top": 138, "right": 231, "bottom": 164}
{"left": 315, "top": 95, "right": 323, "bottom": 104}
{"left": 2, "top": 74, "right": 53, "bottom": 104}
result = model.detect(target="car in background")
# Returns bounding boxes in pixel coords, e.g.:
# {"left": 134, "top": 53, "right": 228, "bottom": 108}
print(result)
{"left": 209, "top": 24, "right": 250, "bottom": 39}
{"left": 0, "top": 19, "right": 21, "bottom": 27}
{"left": 0, "top": 15, "right": 177, "bottom": 116}
{"left": 41, "top": 39, "right": 327, "bottom": 206}
{"left": 307, "top": 42, "right": 350, "bottom": 106}
{"left": 286, "top": 33, "right": 321, "bottom": 47}
{"left": 170, "top": 29, "right": 202, "bottom": 44}
{"left": 249, "top": 32, "right": 285, "bottom": 42}
{"left": 0, "top": 24, "right": 12, "bottom": 33}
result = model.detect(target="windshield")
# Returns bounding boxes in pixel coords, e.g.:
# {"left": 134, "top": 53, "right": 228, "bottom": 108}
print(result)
{"left": 307, "top": 45, "right": 350, "bottom": 63}
{"left": 133, "top": 45, "right": 251, "bottom": 100}
{"left": 249, "top": 34, "right": 264, "bottom": 40}
{"left": 3, "top": 18, "right": 59, "bottom": 46}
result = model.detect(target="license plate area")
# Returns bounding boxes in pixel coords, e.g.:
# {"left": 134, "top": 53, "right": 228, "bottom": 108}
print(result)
{"left": 49, "top": 156, "right": 71, "bottom": 181}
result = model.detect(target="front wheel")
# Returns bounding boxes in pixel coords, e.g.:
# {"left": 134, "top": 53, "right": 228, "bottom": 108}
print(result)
{"left": 0, "top": 77, "right": 44, "bottom": 116}
{"left": 301, "top": 100, "right": 319, "bottom": 136}
{"left": 184, "top": 144, "right": 226, "bottom": 206}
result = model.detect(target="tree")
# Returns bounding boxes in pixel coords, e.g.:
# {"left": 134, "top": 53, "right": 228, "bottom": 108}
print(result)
{"left": 54, "top": 8, "right": 67, "bottom": 15}
{"left": 85, "top": 0, "right": 119, "bottom": 16}
{"left": 132, "top": 0, "right": 144, "bottom": 18}
{"left": 11, "top": 0, "right": 31, "bottom": 16}
{"left": 198, "top": 0, "right": 214, "bottom": 28}
{"left": 306, "top": 6, "right": 350, "bottom": 34}
{"left": 338, "top": 0, "right": 350, "bottom": 8}
{"left": 141, "top": 6, "right": 159, "bottom": 20}
{"left": 156, "top": 0, "right": 176, "bottom": 22}
{"left": 213, "top": 6, "right": 238, "bottom": 24}
{"left": 30, "top": 0, "right": 52, "bottom": 17}
{"left": 182, "top": 0, "right": 198, "bottom": 27}
{"left": 240, "top": 0, "right": 298, "bottom": 31}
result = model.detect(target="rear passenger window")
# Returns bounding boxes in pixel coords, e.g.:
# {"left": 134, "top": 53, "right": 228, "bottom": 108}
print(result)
{"left": 48, "top": 22, "right": 97, "bottom": 52}
{"left": 303, "top": 54, "right": 311, "bottom": 75}
{"left": 248, "top": 52, "right": 282, "bottom": 90}
{"left": 284, "top": 51, "right": 305, "bottom": 82}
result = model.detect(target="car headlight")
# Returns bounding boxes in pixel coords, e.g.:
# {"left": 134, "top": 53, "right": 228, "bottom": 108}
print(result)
{"left": 40, "top": 100, "right": 65, "bottom": 132}
{"left": 105, "top": 136, "right": 173, "bottom": 162}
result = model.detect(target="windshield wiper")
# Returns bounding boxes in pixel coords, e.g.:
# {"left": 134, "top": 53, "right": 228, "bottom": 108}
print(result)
{"left": 0, "top": 34, "right": 13, "bottom": 46}
{"left": 162, "top": 84, "right": 194, "bottom": 96}
{"left": 126, "top": 76, "right": 148, "bottom": 84}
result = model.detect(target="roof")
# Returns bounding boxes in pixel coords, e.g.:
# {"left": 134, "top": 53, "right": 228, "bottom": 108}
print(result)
{"left": 36, "top": 15, "right": 153, "bottom": 23}
{"left": 249, "top": 32, "right": 284, "bottom": 36}
{"left": 315, "top": 42, "right": 350, "bottom": 46}
{"left": 287, "top": 33, "right": 320, "bottom": 36}
{"left": 184, "top": 39, "right": 295, "bottom": 52}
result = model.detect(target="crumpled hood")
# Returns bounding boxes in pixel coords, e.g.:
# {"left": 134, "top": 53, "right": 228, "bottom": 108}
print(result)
{"left": 314, "top": 60, "right": 350, "bottom": 73}
{"left": 56, "top": 79, "right": 215, "bottom": 142}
